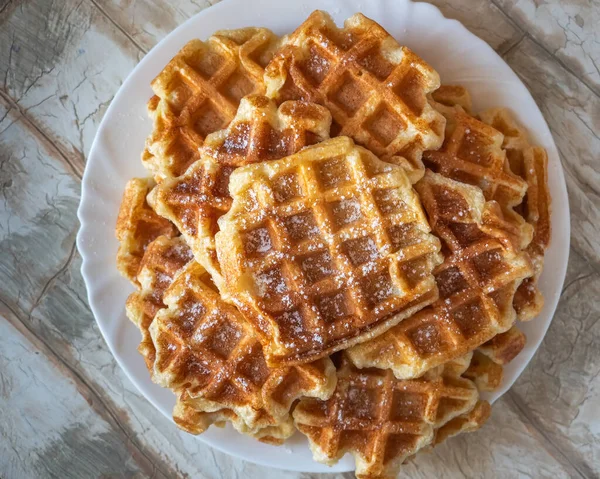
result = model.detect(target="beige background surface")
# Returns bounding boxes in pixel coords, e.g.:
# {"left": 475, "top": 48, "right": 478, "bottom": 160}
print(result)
{"left": 1, "top": 0, "right": 599, "bottom": 477}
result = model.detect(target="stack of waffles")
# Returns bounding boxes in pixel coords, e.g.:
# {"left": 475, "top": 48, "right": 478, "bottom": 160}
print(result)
{"left": 115, "top": 10, "right": 551, "bottom": 478}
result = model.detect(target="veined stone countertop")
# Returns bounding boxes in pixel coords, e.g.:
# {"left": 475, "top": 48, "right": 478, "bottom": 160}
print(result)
{"left": 1, "top": 0, "right": 598, "bottom": 478}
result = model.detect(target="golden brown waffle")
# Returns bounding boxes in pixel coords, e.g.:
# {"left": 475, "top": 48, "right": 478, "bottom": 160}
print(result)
{"left": 431, "top": 85, "right": 473, "bottom": 115}
{"left": 347, "top": 171, "right": 533, "bottom": 379}
{"left": 125, "top": 236, "right": 193, "bottom": 374}
{"left": 265, "top": 10, "right": 445, "bottom": 182}
{"left": 115, "top": 178, "right": 178, "bottom": 285}
{"left": 149, "top": 260, "right": 336, "bottom": 438}
{"left": 173, "top": 391, "right": 296, "bottom": 445}
{"left": 463, "top": 325, "right": 526, "bottom": 392}
{"left": 430, "top": 86, "right": 546, "bottom": 323}
{"left": 429, "top": 86, "right": 533, "bottom": 249}
{"left": 293, "top": 353, "right": 479, "bottom": 478}
{"left": 148, "top": 95, "right": 332, "bottom": 288}
{"left": 143, "top": 28, "right": 280, "bottom": 180}
{"left": 478, "top": 325, "right": 526, "bottom": 365}
{"left": 479, "top": 108, "right": 551, "bottom": 321}
{"left": 433, "top": 400, "right": 491, "bottom": 446}
{"left": 424, "top": 100, "right": 528, "bottom": 212}
{"left": 216, "top": 136, "right": 443, "bottom": 365}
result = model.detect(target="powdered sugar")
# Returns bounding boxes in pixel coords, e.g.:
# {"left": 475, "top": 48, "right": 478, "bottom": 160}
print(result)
{"left": 245, "top": 227, "right": 272, "bottom": 254}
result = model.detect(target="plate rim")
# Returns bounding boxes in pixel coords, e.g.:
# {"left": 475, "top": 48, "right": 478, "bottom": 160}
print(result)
{"left": 77, "top": 0, "right": 571, "bottom": 473}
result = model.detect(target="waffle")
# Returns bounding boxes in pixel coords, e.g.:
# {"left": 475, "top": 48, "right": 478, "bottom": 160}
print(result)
{"left": 143, "top": 28, "right": 280, "bottom": 180}
{"left": 148, "top": 95, "right": 332, "bottom": 288}
{"left": 462, "top": 326, "right": 526, "bottom": 393}
{"left": 430, "top": 85, "right": 473, "bottom": 115}
{"left": 429, "top": 86, "right": 542, "bottom": 249}
{"left": 479, "top": 108, "right": 551, "bottom": 321}
{"left": 115, "top": 178, "right": 178, "bottom": 285}
{"left": 173, "top": 392, "right": 296, "bottom": 445}
{"left": 433, "top": 400, "right": 491, "bottom": 446}
{"left": 149, "top": 260, "right": 336, "bottom": 438}
{"left": 347, "top": 171, "right": 533, "bottom": 379}
{"left": 265, "top": 10, "right": 445, "bottom": 182}
{"left": 215, "top": 136, "right": 443, "bottom": 365}
{"left": 424, "top": 95, "right": 528, "bottom": 215}
{"left": 431, "top": 86, "right": 548, "bottom": 322}
{"left": 462, "top": 351, "right": 504, "bottom": 392}
{"left": 293, "top": 353, "right": 480, "bottom": 478}
{"left": 125, "top": 236, "right": 193, "bottom": 373}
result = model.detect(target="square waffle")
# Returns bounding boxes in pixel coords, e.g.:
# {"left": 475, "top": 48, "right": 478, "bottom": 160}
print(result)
{"left": 148, "top": 95, "right": 332, "bottom": 289}
{"left": 433, "top": 400, "right": 491, "bottom": 446}
{"left": 462, "top": 327, "right": 526, "bottom": 392}
{"left": 293, "top": 353, "right": 481, "bottom": 478}
{"left": 149, "top": 260, "right": 336, "bottom": 439}
{"left": 429, "top": 86, "right": 534, "bottom": 251}
{"left": 479, "top": 107, "right": 551, "bottom": 321}
{"left": 173, "top": 392, "right": 295, "bottom": 445}
{"left": 125, "top": 236, "right": 193, "bottom": 374}
{"left": 115, "top": 177, "right": 178, "bottom": 285}
{"left": 215, "top": 136, "right": 443, "bottom": 365}
{"left": 424, "top": 97, "right": 528, "bottom": 212}
{"left": 143, "top": 28, "right": 280, "bottom": 180}
{"left": 265, "top": 10, "right": 445, "bottom": 182}
{"left": 347, "top": 171, "right": 533, "bottom": 379}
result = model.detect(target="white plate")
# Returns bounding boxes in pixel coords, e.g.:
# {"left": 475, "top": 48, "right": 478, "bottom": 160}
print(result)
{"left": 77, "top": 0, "right": 570, "bottom": 473}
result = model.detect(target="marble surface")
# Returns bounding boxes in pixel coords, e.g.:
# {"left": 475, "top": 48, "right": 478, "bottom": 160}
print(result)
{"left": 1, "top": 0, "right": 599, "bottom": 478}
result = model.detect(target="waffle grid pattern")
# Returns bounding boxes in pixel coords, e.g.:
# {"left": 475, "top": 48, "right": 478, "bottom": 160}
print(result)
{"left": 423, "top": 106, "right": 527, "bottom": 209}
{"left": 347, "top": 172, "right": 533, "bottom": 379}
{"left": 115, "top": 178, "right": 177, "bottom": 285}
{"left": 149, "top": 96, "right": 332, "bottom": 288}
{"left": 266, "top": 11, "right": 445, "bottom": 182}
{"left": 111, "top": 12, "right": 558, "bottom": 467}
{"left": 293, "top": 354, "right": 478, "bottom": 478}
{"left": 479, "top": 107, "right": 551, "bottom": 321}
{"left": 217, "top": 137, "right": 442, "bottom": 364}
{"left": 150, "top": 261, "right": 335, "bottom": 435}
{"left": 144, "top": 28, "right": 279, "bottom": 179}
{"left": 125, "top": 236, "right": 193, "bottom": 374}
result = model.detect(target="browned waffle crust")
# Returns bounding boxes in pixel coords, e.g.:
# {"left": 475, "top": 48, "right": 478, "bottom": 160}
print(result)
{"left": 423, "top": 101, "right": 527, "bottom": 211}
{"left": 431, "top": 86, "right": 551, "bottom": 322}
{"left": 479, "top": 107, "right": 551, "bottom": 321}
{"left": 293, "top": 353, "right": 480, "bottom": 478}
{"left": 125, "top": 236, "right": 193, "bottom": 373}
{"left": 216, "top": 136, "right": 443, "bottom": 365}
{"left": 148, "top": 95, "right": 332, "bottom": 288}
{"left": 149, "top": 261, "right": 336, "bottom": 439}
{"left": 143, "top": 28, "right": 280, "bottom": 180}
{"left": 265, "top": 10, "right": 445, "bottom": 182}
{"left": 347, "top": 171, "right": 533, "bottom": 379}
{"left": 115, "top": 177, "right": 178, "bottom": 285}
